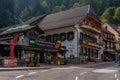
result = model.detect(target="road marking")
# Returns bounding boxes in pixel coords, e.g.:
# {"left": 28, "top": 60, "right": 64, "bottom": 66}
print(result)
{"left": 75, "top": 76, "right": 78, "bottom": 80}
{"left": 115, "top": 73, "right": 117, "bottom": 78}
{"left": 80, "top": 72, "right": 87, "bottom": 75}
{"left": 52, "top": 67, "right": 79, "bottom": 70}
{"left": 41, "top": 70, "right": 48, "bottom": 72}
{"left": 53, "top": 68, "right": 70, "bottom": 70}
{"left": 70, "top": 66, "right": 80, "bottom": 69}
{"left": 15, "top": 75, "right": 24, "bottom": 79}
{"left": 116, "top": 79, "right": 119, "bottom": 80}
{"left": 29, "top": 72, "right": 36, "bottom": 75}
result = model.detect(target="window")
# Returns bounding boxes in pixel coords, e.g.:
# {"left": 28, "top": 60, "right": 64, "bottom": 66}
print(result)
{"left": 67, "top": 31, "right": 74, "bottom": 41}
{"left": 60, "top": 33, "right": 66, "bottom": 41}
{"left": 81, "top": 47, "right": 83, "bottom": 53}
{"left": 46, "top": 35, "right": 52, "bottom": 42}
{"left": 40, "top": 36, "right": 45, "bottom": 41}
{"left": 95, "top": 50, "right": 98, "bottom": 58}
{"left": 53, "top": 34, "right": 59, "bottom": 43}
{"left": 80, "top": 33, "right": 83, "bottom": 40}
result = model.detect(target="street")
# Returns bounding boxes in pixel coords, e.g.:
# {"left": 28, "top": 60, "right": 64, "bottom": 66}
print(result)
{"left": 0, "top": 62, "right": 120, "bottom": 80}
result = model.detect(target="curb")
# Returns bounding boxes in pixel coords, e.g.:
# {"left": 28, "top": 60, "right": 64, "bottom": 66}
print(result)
{"left": 0, "top": 67, "right": 50, "bottom": 71}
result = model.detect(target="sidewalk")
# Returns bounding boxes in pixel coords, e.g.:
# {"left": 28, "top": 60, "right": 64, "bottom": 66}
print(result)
{"left": 0, "top": 62, "right": 118, "bottom": 71}
{"left": 0, "top": 67, "right": 50, "bottom": 71}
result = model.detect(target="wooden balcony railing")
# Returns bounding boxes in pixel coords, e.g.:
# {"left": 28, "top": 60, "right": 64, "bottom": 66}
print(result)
{"left": 80, "top": 39, "right": 101, "bottom": 48}
{"left": 80, "top": 25, "right": 101, "bottom": 34}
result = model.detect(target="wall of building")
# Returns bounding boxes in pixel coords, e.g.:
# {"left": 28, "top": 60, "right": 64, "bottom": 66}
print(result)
{"left": 41, "top": 26, "right": 78, "bottom": 58}
{"left": 103, "top": 23, "right": 119, "bottom": 50}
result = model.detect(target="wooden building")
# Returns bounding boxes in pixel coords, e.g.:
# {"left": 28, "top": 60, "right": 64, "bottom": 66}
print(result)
{"left": 103, "top": 23, "right": 120, "bottom": 51}
{"left": 38, "top": 5, "right": 102, "bottom": 64}
{"left": 101, "top": 27, "right": 117, "bottom": 61}
{"left": 0, "top": 15, "right": 66, "bottom": 66}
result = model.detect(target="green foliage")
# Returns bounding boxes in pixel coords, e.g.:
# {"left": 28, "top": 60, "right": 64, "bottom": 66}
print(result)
{"left": 71, "top": 3, "right": 80, "bottom": 9}
{"left": 0, "top": 0, "right": 120, "bottom": 27}
{"left": 101, "top": 7, "right": 116, "bottom": 23}
{"left": 113, "top": 7, "right": 120, "bottom": 24}
{"left": 0, "top": 0, "right": 15, "bottom": 28}
{"left": 19, "top": 7, "right": 32, "bottom": 23}
{"left": 52, "top": 5, "right": 65, "bottom": 13}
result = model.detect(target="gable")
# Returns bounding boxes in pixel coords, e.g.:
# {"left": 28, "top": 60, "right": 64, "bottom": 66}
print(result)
{"left": 25, "top": 26, "right": 44, "bottom": 39}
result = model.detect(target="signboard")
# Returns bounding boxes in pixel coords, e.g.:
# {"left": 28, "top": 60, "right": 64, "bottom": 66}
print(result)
{"left": 4, "top": 58, "right": 17, "bottom": 67}
{"left": 29, "top": 39, "right": 55, "bottom": 47}
{"left": 29, "top": 39, "right": 36, "bottom": 45}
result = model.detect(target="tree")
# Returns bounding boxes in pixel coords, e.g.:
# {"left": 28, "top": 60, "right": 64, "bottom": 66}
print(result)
{"left": 0, "top": 0, "right": 15, "bottom": 27}
{"left": 71, "top": 3, "right": 80, "bottom": 9}
{"left": 19, "top": 7, "right": 32, "bottom": 23}
{"left": 41, "top": 1, "right": 50, "bottom": 13}
{"left": 52, "top": 5, "right": 66, "bottom": 13}
{"left": 113, "top": 7, "right": 120, "bottom": 24}
{"left": 101, "top": 7, "right": 116, "bottom": 23}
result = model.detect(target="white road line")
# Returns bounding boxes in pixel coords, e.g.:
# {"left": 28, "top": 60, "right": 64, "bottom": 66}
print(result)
{"left": 41, "top": 70, "right": 48, "bottom": 72}
{"left": 115, "top": 73, "right": 117, "bottom": 78}
{"left": 75, "top": 76, "right": 78, "bottom": 80}
{"left": 15, "top": 75, "right": 24, "bottom": 79}
{"left": 80, "top": 72, "right": 87, "bottom": 75}
{"left": 29, "top": 72, "right": 36, "bottom": 75}
{"left": 116, "top": 79, "right": 119, "bottom": 80}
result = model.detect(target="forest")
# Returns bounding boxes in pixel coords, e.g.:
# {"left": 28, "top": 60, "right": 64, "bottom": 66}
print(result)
{"left": 0, "top": 0, "right": 120, "bottom": 28}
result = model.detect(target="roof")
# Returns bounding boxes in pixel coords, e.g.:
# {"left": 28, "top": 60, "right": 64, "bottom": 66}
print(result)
{"left": 0, "top": 15, "right": 46, "bottom": 36}
{"left": 106, "top": 22, "right": 120, "bottom": 34}
{"left": 24, "top": 15, "right": 46, "bottom": 25}
{"left": 101, "top": 27, "right": 114, "bottom": 35}
{"left": 39, "top": 5, "right": 100, "bottom": 30}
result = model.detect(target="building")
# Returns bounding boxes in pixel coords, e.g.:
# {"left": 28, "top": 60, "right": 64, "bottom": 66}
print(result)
{"left": 38, "top": 5, "right": 102, "bottom": 64}
{"left": 0, "top": 15, "right": 66, "bottom": 66}
{"left": 101, "top": 27, "right": 117, "bottom": 61}
{"left": 103, "top": 23, "right": 120, "bottom": 51}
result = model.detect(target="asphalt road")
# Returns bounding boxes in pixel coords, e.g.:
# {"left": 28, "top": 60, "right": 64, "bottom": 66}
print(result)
{"left": 0, "top": 62, "right": 119, "bottom": 80}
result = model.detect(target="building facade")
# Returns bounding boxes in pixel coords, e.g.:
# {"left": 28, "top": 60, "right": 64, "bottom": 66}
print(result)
{"left": 103, "top": 23, "right": 120, "bottom": 51}
{"left": 101, "top": 27, "right": 117, "bottom": 61}
{"left": 39, "top": 5, "right": 102, "bottom": 64}
{"left": 0, "top": 15, "right": 66, "bottom": 66}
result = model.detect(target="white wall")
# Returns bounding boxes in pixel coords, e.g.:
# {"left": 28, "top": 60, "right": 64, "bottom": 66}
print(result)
{"left": 41, "top": 26, "right": 78, "bottom": 58}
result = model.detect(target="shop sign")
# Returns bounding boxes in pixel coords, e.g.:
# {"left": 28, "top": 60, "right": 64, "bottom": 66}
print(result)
{"left": 4, "top": 58, "right": 17, "bottom": 67}
{"left": 29, "top": 39, "right": 36, "bottom": 45}
{"left": 29, "top": 39, "right": 55, "bottom": 47}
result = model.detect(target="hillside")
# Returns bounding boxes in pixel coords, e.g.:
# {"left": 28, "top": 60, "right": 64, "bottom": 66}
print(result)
{"left": 0, "top": 0, "right": 120, "bottom": 28}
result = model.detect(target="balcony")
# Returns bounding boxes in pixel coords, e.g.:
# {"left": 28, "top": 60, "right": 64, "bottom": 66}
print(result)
{"left": 104, "top": 46, "right": 116, "bottom": 52}
{"left": 80, "top": 39, "right": 101, "bottom": 49}
{"left": 79, "top": 25, "right": 101, "bottom": 35}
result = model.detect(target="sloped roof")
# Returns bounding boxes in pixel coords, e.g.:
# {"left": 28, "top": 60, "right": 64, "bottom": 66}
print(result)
{"left": 0, "top": 15, "right": 46, "bottom": 36}
{"left": 24, "top": 15, "right": 46, "bottom": 25}
{"left": 39, "top": 5, "right": 100, "bottom": 30}
{"left": 101, "top": 27, "right": 114, "bottom": 35}
{"left": 107, "top": 22, "right": 120, "bottom": 34}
